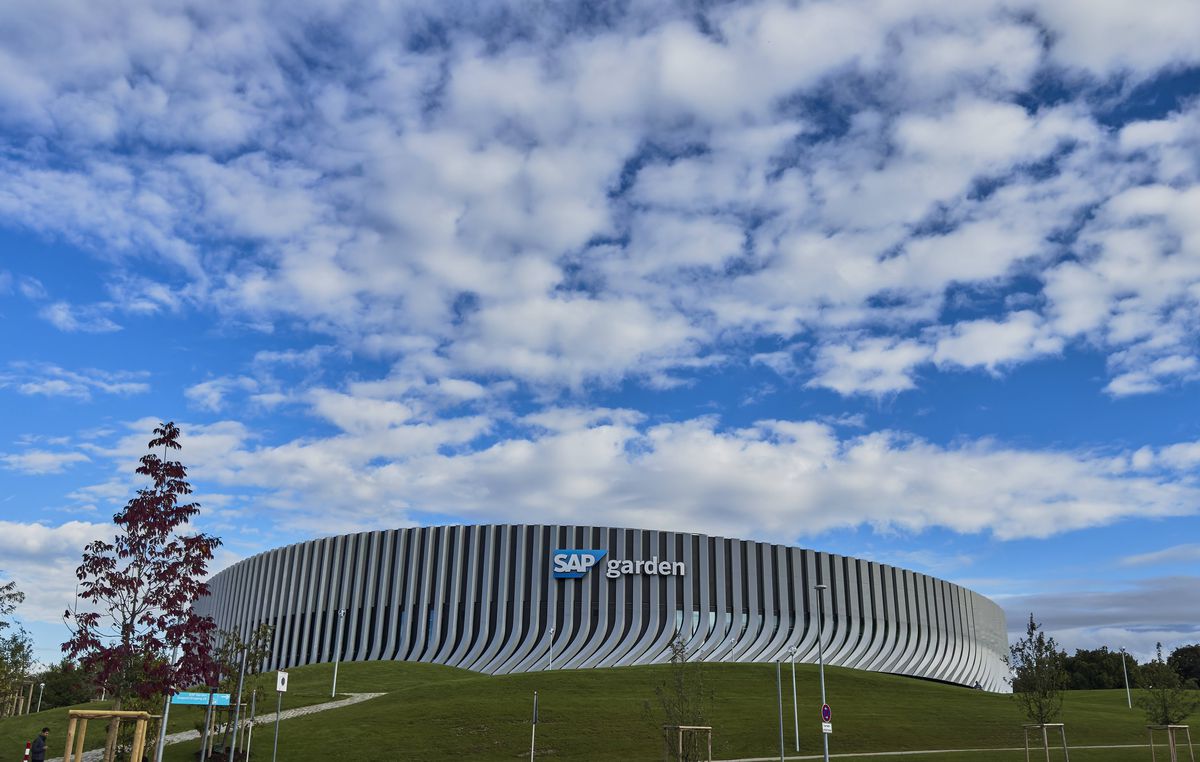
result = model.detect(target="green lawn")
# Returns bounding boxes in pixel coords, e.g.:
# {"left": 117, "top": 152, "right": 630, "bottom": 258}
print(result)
{"left": 3, "top": 662, "right": 1189, "bottom": 761}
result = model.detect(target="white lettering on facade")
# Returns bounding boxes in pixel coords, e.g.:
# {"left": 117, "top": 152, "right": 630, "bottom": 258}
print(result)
{"left": 604, "top": 556, "right": 686, "bottom": 579}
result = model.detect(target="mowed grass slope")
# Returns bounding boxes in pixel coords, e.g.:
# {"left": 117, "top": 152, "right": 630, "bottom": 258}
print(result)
{"left": 185, "top": 662, "right": 1156, "bottom": 761}
{"left": 5, "top": 661, "right": 1171, "bottom": 761}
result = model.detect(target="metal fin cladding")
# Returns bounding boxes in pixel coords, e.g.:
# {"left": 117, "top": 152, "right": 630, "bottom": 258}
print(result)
{"left": 195, "top": 524, "right": 1010, "bottom": 692}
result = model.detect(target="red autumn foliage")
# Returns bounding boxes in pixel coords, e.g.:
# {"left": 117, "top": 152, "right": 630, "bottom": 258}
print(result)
{"left": 63, "top": 422, "right": 221, "bottom": 702}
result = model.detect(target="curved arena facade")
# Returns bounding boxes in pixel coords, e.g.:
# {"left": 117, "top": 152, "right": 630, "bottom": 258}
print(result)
{"left": 196, "top": 524, "right": 1010, "bottom": 691}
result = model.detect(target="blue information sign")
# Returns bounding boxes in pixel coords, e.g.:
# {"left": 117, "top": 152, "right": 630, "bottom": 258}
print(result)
{"left": 171, "top": 692, "right": 231, "bottom": 706}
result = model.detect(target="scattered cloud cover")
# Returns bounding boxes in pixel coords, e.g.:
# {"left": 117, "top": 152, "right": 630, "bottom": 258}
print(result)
{"left": 0, "top": 0, "right": 1198, "bottom": 663}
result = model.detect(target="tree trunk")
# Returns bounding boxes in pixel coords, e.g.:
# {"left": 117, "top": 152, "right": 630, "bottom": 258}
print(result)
{"left": 104, "top": 696, "right": 123, "bottom": 762}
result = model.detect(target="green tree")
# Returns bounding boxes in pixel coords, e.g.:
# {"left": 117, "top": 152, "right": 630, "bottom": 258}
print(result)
{"left": 1008, "top": 614, "right": 1068, "bottom": 725}
{"left": 214, "top": 623, "right": 275, "bottom": 695}
{"left": 1139, "top": 643, "right": 1200, "bottom": 725}
{"left": 0, "top": 575, "right": 34, "bottom": 716}
{"left": 35, "top": 658, "right": 98, "bottom": 710}
{"left": 211, "top": 623, "right": 276, "bottom": 750}
{"left": 648, "top": 632, "right": 711, "bottom": 762}
{"left": 1168, "top": 644, "right": 1200, "bottom": 689}
{"left": 1063, "top": 646, "right": 1140, "bottom": 690}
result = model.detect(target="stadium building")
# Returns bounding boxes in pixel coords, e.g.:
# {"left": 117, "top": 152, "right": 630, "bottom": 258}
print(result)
{"left": 196, "top": 524, "right": 1009, "bottom": 691}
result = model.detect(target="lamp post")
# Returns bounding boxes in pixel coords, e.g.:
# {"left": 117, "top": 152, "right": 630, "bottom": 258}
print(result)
{"left": 814, "top": 583, "right": 830, "bottom": 762}
{"left": 36, "top": 683, "right": 44, "bottom": 713}
{"left": 548, "top": 627, "right": 556, "bottom": 671}
{"left": 790, "top": 645, "right": 799, "bottom": 751}
{"left": 1120, "top": 647, "right": 1132, "bottom": 709}
{"left": 776, "top": 660, "right": 785, "bottom": 762}
{"left": 331, "top": 609, "right": 346, "bottom": 698}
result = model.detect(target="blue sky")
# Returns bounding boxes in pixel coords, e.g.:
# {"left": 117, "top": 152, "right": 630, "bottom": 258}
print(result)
{"left": 1, "top": 0, "right": 1198, "bottom": 668}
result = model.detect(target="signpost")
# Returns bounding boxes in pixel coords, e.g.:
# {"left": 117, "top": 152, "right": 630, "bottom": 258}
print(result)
{"left": 821, "top": 704, "right": 832, "bottom": 735}
{"left": 245, "top": 689, "right": 257, "bottom": 761}
{"left": 154, "top": 694, "right": 171, "bottom": 762}
{"left": 200, "top": 691, "right": 218, "bottom": 760}
{"left": 776, "top": 660, "right": 786, "bottom": 762}
{"left": 529, "top": 691, "right": 538, "bottom": 762}
{"left": 272, "top": 671, "right": 288, "bottom": 762}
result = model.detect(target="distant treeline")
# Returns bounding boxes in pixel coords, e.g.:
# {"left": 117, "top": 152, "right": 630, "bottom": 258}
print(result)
{"left": 1063, "top": 644, "right": 1200, "bottom": 690}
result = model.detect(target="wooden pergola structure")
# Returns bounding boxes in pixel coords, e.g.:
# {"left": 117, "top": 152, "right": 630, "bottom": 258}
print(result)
{"left": 62, "top": 709, "right": 156, "bottom": 762}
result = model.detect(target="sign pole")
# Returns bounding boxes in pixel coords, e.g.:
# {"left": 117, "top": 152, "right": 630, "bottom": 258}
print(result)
{"left": 271, "top": 691, "right": 282, "bottom": 762}
{"left": 229, "top": 647, "right": 248, "bottom": 761}
{"left": 777, "top": 660, "right": 785, "bottom": 762}
{"left": 245, "top": 689, "right": 257, "bottom": 761}
{"left": 201, "top": 690, "right": 215, "bottom": 760}
{"left": 815, "top": 584, "right": 830, "bottom": 762}
{"left": 272, "top": 671, "right": 287, "bottom": 762}
{"left": 1120, "top": 648, "right": 1132, "bottom": 709}
{"left": 530, "top": 691, "right": 538, "bottom": 762}
{"left": 791, "top": 647, "right": 799, "bottom": 752}
{"left": 331, "top": 609, "right": 345, "bottom": 698}
{"left": 153, "top": 693, "right": 171, "bottom": 762}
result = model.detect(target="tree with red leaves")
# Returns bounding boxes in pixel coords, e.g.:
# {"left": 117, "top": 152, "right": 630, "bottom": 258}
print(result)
{"left": 63, "top": 422, "right": 221, "bottom": 730}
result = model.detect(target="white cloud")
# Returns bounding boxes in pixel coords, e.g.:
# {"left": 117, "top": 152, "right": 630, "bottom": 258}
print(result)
{"left": 39, "top": 301, "right": 121, "bottom": 333}
{"left": 17, "top": 275, "right": 46, "bottom": 300}
{"left": 1029, "top": 0, "right": 1200, "bottom": 76}
{"left": 112, "top": 408, "right": 1199, "bottom": 543}
{"left": 1, "top": 449, "right": 90, "bottom": 475}
{"left": 185, "top": 376, "right": 259, "bottom": 412}
{"left": 1121, "top": 544, "right": 1200, "bottom": 567}
{"left": 934, "top": 311, "right": 1062, "bottom": 371}
{"left": 0, "top": 363, "right": 149, "bottom": 401}
{"left": 0, "top": 519, "right": 112, "bottom": 624}
{"left": 809, "top": 337, "right": 932, "bottom": 395}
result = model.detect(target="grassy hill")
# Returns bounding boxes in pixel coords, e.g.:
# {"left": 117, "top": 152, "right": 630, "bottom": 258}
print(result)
{"left": 1, "top": 661, "right": 1179, "bottom": 761}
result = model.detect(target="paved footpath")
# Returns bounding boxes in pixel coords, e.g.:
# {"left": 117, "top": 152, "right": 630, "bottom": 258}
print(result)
{"left": 717, "top": 743, "right": 1152, "bottom": 761}
{"left": 48, "top": 692, "right": 386, "bottom": 762}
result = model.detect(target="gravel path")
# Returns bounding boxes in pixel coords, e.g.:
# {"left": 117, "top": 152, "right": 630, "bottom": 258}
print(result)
{"left": 48, "top": 692, "right": 386, "bottom": 762}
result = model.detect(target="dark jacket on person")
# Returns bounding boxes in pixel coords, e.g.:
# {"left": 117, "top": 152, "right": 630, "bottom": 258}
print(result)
{"left": 30, "top": 734, "right": 47, "bottom": 762}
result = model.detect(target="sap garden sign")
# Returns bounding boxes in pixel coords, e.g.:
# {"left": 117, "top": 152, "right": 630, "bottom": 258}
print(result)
{"left": 552, "top": 549, "right": 686, "bottom": 580}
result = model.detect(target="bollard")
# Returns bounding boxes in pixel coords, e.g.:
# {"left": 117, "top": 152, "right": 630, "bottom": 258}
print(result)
{"left": 24, "top": 741, "right": 31, "bottom": 761}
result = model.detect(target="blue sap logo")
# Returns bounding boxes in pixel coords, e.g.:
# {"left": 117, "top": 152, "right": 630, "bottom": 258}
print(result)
{"left": 552, "top": 549, "right": 608, "bottom": 579}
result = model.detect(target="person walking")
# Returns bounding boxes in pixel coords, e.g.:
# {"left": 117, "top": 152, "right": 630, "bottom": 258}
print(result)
{"left": 30, "top": 727, "right": 49, "bottom": 762}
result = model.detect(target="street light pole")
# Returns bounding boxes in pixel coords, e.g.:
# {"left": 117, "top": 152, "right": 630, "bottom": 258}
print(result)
{"left": 548, "top": 627, "right": 556, "bottom": 671}
{"left": 776, "top": 660, "right": 785, "bottom": 762}
{"left": 814, "top": 583, "right": 830, "bottom": 762}
{"left": 790, "top": 645, "right": 799, "bottom": 751}
{"left": 1120, "top": 648, "right": 1132, "bottom": 709}
{"left": 36, "top": 683, "right": 44, "bottom": 713}
{"left": 331, "top": 609, "right": 346, "bottom": 698}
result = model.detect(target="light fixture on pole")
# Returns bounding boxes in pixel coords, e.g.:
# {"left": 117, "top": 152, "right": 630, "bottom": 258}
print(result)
{"left": 814, "top": 583, "right": 830, "bottom": 762}
{"left": 548, "top": 627, "right": 556, "bottom": 671}
{"left": 331, "top": 608, "right": 346, "bottom": 698}
{"left": 1120, "top": 647, "right": 1132, "bottom": 709}
{"left": 790, "top": 645, "right": 799, "bottom": 751}
{"left": 36, "top": 683, "right": 44, "bottom": 713}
